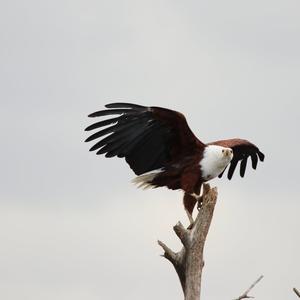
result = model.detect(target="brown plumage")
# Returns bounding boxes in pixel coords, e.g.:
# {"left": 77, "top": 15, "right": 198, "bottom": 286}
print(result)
{"left": 85, "top": 103, "right": 265, "bottom": 216}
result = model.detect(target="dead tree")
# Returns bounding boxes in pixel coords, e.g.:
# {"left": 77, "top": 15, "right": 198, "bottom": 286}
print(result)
{"left": 294, "top": 288, "right": 300, "bottom": 298}
{"left": 158, "top": 183, "right": 217, "bottom": 300}
{"left": 157, "top": 184, "right": 297, "bottom": 300}
{"left": 233, "top": 275, "right": 264, "bottom": 300}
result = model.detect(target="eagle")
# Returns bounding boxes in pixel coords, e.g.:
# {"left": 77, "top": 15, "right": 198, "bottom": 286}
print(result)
{"left": 85, "top": 103, "right": 264, "bottom": 221}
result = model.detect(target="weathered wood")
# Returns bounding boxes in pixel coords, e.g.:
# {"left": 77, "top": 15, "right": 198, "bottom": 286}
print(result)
{"left": 233, "top": 275, "right": 264, "bottom": 300}
{"left": 294, "top": 288, "right": 300, "bottom": 298}
{"left": 158, "top": 183, "right": 218, "bottom": 300}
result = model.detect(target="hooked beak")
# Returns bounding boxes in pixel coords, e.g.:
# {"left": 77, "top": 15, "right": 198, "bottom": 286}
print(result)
{"left": 222, "top": 148, "right": 233, "bottom": 160}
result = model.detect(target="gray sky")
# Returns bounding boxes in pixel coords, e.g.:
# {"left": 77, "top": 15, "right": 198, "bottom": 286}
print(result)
{"left": 0, "top": 0, "right": 299, "bottom": 299}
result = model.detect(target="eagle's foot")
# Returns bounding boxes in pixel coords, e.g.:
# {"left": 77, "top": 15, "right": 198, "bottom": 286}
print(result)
{"left": 187, "top": 222, "right": 194, "bottom": 230}
{"left": 197, "top": 195, "right": 203, "bottom": 211}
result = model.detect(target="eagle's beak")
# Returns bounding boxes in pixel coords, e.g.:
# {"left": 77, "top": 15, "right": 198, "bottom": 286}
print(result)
{"left": 223, "top": 148, "right": 233, "bottom": 159}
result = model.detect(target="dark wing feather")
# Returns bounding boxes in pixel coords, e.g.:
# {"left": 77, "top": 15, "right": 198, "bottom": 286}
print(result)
{"left": 210, "top": 138, "right": 264, "bottom": 180}
{"left": 250, "top": 153, "right": 258, "bottom": 169}
{"left": 227, "top": 159, "right": 239, "bottom": 179}
{"left": 85, "top": 116, "right": 123, "bottom": 131}
{"left": 240, "top": 157, "right": 248, "bottom": 177}
{"left": 85, "top": 103, "right": 204, "bottom": 175}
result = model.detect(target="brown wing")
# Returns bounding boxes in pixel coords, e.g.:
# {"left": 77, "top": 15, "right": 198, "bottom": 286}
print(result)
{"left": 209, "top": 138, "right": 265, "bottom": 180}
{"left": 85, "top": 103, "right": 205, "bottom": 175}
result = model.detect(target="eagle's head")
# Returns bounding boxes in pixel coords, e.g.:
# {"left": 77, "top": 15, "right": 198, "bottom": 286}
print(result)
{"left": 221, "top": 147, "right": 233, "bottom": 161}
{"left": 200, "top": 145, "right": 233, "bottom": 181}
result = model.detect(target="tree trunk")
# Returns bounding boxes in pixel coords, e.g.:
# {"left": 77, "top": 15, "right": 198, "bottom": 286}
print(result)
{"left": 158, "top": 183, "right": 218, "bottom": 300}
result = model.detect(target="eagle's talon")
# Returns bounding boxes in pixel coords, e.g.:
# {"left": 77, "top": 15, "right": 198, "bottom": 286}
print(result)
{"left": 197, "top": 196, "right": 203, "bottom": 211}
{"left": 187, "top": 222, "right": 194, "bottom": 230}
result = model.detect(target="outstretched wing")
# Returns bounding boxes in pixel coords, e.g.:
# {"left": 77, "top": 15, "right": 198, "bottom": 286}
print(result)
{"left": 209, "top": 139, "right": 265, "bottom": 180}
{"left": 85, "top": 103, "right": 204, "bottom": 175}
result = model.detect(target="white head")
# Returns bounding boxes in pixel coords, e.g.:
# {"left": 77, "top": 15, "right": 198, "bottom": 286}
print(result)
{"left": 200, "top": 145, "right": 233, "bottom": 181}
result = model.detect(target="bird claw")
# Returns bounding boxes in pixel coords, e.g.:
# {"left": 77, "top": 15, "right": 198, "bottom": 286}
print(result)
{"left": 187, "top": 222, "right": 194, "bottom": 230}
{"left": 197, "top": 196, "right": 203, "bottom": 211}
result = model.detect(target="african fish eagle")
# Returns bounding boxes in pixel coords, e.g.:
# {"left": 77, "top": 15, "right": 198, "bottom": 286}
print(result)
{"left": 85, "top": 103, "right": 264, "bottom": 218}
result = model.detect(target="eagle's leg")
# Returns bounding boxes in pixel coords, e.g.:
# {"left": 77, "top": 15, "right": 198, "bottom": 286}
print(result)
{"left": 183, "top": 192, "right": 198, "bottom": 225}
{"left": 184, "top": 192, "right": 203, "bottom": 228}
{"left": 186, "top": 209, "right": 194, "bottom": 225}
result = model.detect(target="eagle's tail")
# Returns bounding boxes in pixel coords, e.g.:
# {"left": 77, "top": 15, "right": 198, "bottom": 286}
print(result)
{"left": 132, "top": 169, "right": 163, "bottom": 189}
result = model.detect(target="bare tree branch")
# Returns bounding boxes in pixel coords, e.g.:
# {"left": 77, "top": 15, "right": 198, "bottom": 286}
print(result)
{"left": 233, "top": 275, "right": 264, "bottom": 300}
{"left": 173, "top": 221, "right": 190, "bottom": 247}
{"left": 157, "top": 240, "right": 177, "bottom": 264}
{"left": 293, "top": 288, "right": 300, "bottom": 298}
{"left": 158, "top": 183, "right": 218, "bottom": 300}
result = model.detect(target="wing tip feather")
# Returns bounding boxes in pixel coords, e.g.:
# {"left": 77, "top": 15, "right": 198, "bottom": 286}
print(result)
{"left": 85, "top": 125, "right": 93, "bottom": 131}
{"left": 105, "top": 102, "right": 145, "bottom": 109}
{"left": 88, "top": 112, "right": 99, "bottom": 118}
{"left": 258, "top": 151, "right": 265, "bottom": 162}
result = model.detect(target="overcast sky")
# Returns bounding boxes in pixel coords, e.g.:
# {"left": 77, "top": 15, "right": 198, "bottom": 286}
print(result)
{"left": 1, "top": 0, "right": 300, "bottom": 299}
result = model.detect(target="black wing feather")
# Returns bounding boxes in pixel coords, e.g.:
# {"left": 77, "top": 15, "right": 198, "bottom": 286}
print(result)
{"left": 125, "top": 126, "right": 171, "bottom": 174}
{"left": 258, "top": 151, "right": 265, "bottom": 161}
{"left": 88, "top": 108, "right": 137, "bottom": 118}
{"left": 85, "top": 116, "right": 122, "bottom": 131}
{"left": 85, "top": 103, "right": 203, "bottom": 175}
{"left": 85, "top": 116, "right": 148, "bottom": 143}
{"left": 98, "top": 123, "right": 155, "bottom": 157}
{"left": 105, "top": 102, "right": 146, "bottom": 109}
{"left": 115, "top": 123, "right": 161, "bottom": 158}
{"left": 250, "top": 153, "right": 258, "bottom": 169}
{"left": 228, "top": 159, "right": 239, "bottom": 180}
{"left": 209, "top": 139, "right": 264, "bottom": 180}
{"left": 240, "top": 157, "right": 248, "bottom": 178}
